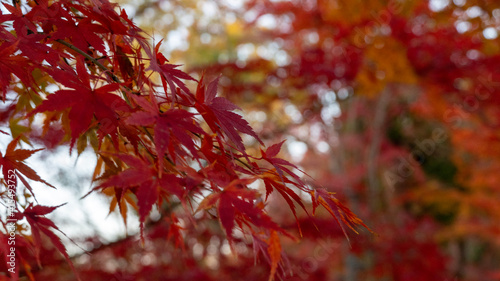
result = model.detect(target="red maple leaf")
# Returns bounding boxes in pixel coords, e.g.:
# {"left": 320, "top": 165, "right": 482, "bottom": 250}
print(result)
{"left": 92, "top": 154, "right": 185, "bottom": 240}
{"left": 144, "top": 40, "right": 196, "bottom": 101}
{"left": 262, "top": 173, "right": 308, "bottom": 236}
{"left": 0, "top": 138, "right": 54, "bottom": 195}
{"left": 28, "top": 58, "right": 130, "bottom": 148}
{"left": 260, "top": 140, "right": 306, "bottom": 184}
{"left": 197, "top": 179, "right": 285, "bottom": 242}
{"left": 16, "top": 203, "right": 80, "bottom": 280}
{"left": 195, "top": 75, "right": 264, "bottom": 151}
{"left": 312, "top": 188, "right": 372, "bottom": 241}
{"left": 1, "top": 4, "right": 65, "bottom": 67}
{"left": 48, "top": 12, "right": 107, "bottom": 54}
{"left": 0, "top": 40, "right": 34, "bottom": 99}
{"left": 126, "top": 95, "right": 205, "bottom": 169}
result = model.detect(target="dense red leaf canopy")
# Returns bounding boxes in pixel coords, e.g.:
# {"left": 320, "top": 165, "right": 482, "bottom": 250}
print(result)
{"left": 0, "top": 0, "right": 369, "bottom": 280}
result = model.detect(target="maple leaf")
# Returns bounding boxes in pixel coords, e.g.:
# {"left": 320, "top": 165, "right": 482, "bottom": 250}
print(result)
{"left": 16, "top": 204, "right": 80, "bottom": 281}
{"left": 92, "top": 154, "right": 185, "bottom": 240}
{"left": 195, "top": 75, "right": 264, "bottom": 151}
{"left": 262, "top": 172, "right": 308, "bottom": 236}
{"left": 0, "top": 40, "right": 33, "bottom": 99}
{"left": 28, "top": 58, "right": 130, "bottom": 148}
{"left": 0, "top": 138, "right": 54, "bottom": 194}
{"left": 93, "top": 154, "right": 154, "bottom": 220}
{"left": 106, "top": 187, "right": 136, "bottom": 229}
{"left": 166, "top": 214, "right": 186, "bottom": 251}
{"left": 312, "top": 188, "right": 372, "bottom": 241}
{"left": 196, "top": 135, "right": 246, "bottom": 189}
{"left": 0, "top": 6, "right": 63, "bottom": 66}
{"left": 144, "top": 40, "right": 196, "bottom": 101}
{"left": 126, "top": 95, "right": 204, "bottom": 169}
{"left": 260, "top": 140, "right": 305, "bottom": 184}
{"left": 197, "top": 179, "right": 285, "bottom": 243}
{"left": 49, "top": 13, "right": 107, "bottom": 54}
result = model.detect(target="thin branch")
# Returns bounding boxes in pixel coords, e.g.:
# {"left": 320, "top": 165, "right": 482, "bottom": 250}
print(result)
{"left": 56, "top": 39, "right": 118, "bottom": 82}
{"left": 55, "top": 39, "right": 132, "bottom": 105}
{"left": 367, "top": 86, "right": 391, "bottom": 210}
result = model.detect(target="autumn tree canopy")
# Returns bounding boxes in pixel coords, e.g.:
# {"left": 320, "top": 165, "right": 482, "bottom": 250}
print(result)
{"left": 2, "top": 0, "right": 500, "bottom": 280}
